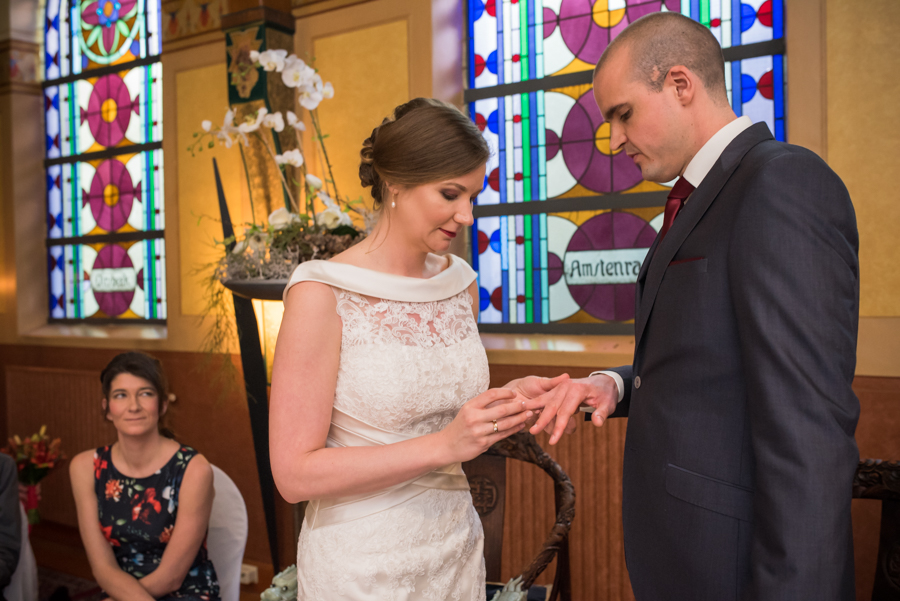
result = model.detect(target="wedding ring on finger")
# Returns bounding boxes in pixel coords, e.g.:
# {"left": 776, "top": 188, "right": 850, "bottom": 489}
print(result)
{"left": 492, "top": 419, "right": 499, "bottom": 433}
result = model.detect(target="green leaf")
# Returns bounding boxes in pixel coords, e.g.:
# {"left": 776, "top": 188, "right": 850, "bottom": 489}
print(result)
{"left": 330, "top": 225, "right": 360, "bottom": 238}
{"left": 208, "top": 141, "right": 214, "bottom": 148}
{"left": 133, "top": 484, "right": 145, "bottom": 491}
{"left": 116, "top": 519, "right": 127, "bottom": 525}
{"left": 193, "top": 132, "right": 198, "bottom": 137}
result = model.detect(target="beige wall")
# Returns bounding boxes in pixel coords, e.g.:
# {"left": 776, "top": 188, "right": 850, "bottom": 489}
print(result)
{"left": 826, "top": 0, "right": 900, "bottom": 375}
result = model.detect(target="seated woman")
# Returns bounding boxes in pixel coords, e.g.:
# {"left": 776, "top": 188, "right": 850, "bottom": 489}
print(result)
{"left": 70, "top": 351, "right": 220, "bottom": 601}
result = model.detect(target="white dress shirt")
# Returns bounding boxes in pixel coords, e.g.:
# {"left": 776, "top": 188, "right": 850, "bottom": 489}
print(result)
{"left": 594, "top": 116, "right": 753, "bottom": 403}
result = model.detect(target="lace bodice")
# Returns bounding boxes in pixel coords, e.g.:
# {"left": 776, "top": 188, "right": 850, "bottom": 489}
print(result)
{"left": 333, "top": 289, "right": 489, "bottom": 436}
{"left": 285, "top": 255, "right": 489, "bottom": 600}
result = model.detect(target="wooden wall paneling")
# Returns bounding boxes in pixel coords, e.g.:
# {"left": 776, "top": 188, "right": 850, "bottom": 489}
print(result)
{"left": 5, "top": 366, "right": 110, "bottom": 525}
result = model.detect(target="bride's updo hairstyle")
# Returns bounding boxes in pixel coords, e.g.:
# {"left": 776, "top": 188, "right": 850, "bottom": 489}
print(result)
{"left": 359, "top": 98, "right": 490, "bottom": 207}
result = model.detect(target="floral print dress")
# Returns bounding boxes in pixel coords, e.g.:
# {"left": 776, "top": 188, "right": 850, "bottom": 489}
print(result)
{"left": 94, "top": 444, "right": 220, "bottom": 600}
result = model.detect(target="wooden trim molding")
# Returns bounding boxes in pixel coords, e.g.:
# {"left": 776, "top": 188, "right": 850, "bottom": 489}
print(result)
{"left": 785, "top": 0, "right": 828, "bottom": 159}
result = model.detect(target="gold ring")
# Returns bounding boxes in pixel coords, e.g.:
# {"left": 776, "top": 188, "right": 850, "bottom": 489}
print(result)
{"left": 492, "top": 420, "right": 499, "bottom": 433}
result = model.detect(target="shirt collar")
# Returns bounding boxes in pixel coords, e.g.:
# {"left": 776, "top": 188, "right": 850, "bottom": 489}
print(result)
{"left": 682, "top": 116, "right": 752, "bottom": 188}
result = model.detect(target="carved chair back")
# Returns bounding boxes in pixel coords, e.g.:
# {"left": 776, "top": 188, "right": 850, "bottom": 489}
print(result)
{"left": 463, "top": 432, "right": 575, "bottom": 601}
{"left": 854, "top": 459, "right": 900, "bottom": 600}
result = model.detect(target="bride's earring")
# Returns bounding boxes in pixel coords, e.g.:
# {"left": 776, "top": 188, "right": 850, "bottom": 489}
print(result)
{"left": 391, "top": 199, "right": 396, "bottom": 208}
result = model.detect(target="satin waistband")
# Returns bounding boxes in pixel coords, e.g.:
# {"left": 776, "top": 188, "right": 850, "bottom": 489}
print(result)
{"left": 305, "top": 408, "right": 470, "bottom": 530}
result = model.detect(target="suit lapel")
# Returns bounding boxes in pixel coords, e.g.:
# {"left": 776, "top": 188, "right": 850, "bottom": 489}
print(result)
{"left": 634, "top": 123, "right": 774, "bottom": 345}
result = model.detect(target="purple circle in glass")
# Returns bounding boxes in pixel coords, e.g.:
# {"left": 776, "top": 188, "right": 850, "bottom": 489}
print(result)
{"left": 545, "top": 128, "right": 561, "bottom": 161}
{"left": 86, "top": 157, "right": 138, "bottom": 232}
{"left": 561, "top": 90, "right": 642, "bottom": 193}
{"left": 86, "top": 73, "right": 134, "bottom": 148}
{"left": 548, "top": 252, "right": 564, "bottom": 285}
{"left": 543, "top": 7, "right": 558, "bottom": 38}
{"left": 559, "top": 0, "right": 632, "bottom": 66}
{"left": 564, "top": 211, "right": 657, "bottom": 321}
{"left": 92, "top": 244, "right": 135, "bottom": 317}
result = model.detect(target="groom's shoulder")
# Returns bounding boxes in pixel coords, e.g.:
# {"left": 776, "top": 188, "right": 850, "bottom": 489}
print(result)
{"left": 735, "top": 138, "right": 842, "bottom": 190}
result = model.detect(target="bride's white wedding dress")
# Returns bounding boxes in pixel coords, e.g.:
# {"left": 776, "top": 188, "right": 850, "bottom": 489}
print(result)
{"left": 283, "top": 253, "right": 489, "bottom": 601}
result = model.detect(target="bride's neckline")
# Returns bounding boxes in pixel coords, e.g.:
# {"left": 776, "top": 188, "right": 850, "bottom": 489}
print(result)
{"left": 285, "top": 253, "right": 477, "bottom": 303}
{"left": 325, "top": 252, "right": 452, "bottom": 281}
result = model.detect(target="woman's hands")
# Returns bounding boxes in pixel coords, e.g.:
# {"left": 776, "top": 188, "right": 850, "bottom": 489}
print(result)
{"left": 437, "top": 388, "right": 533, "bottom": 464}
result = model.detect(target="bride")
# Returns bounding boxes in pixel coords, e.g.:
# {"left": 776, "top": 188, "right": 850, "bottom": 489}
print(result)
{"left": 269, "top": 98, "right": 560, "bottom": 600}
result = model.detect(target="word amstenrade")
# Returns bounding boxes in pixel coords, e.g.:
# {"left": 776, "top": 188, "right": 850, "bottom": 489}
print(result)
{"left": 564, "top": 248, "right": 649, "bottom": 285}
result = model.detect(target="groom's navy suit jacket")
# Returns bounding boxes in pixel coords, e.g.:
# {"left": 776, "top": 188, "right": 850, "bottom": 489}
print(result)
{"left": 604, "top": 123, "right": 860, "bottom": 601}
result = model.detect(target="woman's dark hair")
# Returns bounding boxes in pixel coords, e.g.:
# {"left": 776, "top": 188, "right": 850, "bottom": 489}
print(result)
{"left": 359, "top": 98, "right": 490, "bottom": 207}
{"left": 101, "top": 351, "right": 174, "bottom": 438}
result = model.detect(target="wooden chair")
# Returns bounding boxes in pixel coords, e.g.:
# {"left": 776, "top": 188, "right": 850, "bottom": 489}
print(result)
{"left": 464, "top": 432, "right": 575, "bottom": 601}
{"left": 854, "top": 459, "right": 900, "bottom": 600}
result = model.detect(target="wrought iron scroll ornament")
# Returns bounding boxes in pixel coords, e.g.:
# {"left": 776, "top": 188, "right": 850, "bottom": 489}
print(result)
{"left": 487, "top": 432, "right": 576, "bottom": 592}
{"left": 853, "top": 459, "right": 900, "bottom": 500}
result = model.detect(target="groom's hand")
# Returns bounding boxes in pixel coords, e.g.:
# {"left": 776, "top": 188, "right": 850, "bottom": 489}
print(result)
{"left": 502, "top": 374, "right": 570, "bottom": 428}
{"left": 524, "top": 374, "right": 619, "bottom": 445}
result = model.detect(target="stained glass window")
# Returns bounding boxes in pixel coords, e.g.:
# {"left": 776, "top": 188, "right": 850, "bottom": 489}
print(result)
{"left": 467, "top": 0, "right": 785, "bottom": 333}
{"left": 44, "top": 0, "right": 165, "bottom": 323}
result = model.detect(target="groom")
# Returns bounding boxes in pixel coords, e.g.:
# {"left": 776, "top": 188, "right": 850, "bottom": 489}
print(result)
{"left": 514, "top": 12, "right": 860, "bottom": 601}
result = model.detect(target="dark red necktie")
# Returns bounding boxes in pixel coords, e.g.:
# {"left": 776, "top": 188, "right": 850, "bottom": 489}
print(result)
{"left": 658, "top": 176, "right": 695, "bottom": 243}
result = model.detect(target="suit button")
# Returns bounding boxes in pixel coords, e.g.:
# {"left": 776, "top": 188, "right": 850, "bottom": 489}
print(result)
{"left": 634, "top": 376, "right": 642, "bottom": 389}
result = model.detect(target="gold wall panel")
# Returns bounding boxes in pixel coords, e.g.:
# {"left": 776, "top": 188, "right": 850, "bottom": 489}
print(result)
{"left": 176, "top": 63, "right": 246, "bottom": 316}
{"left": 827, "top": 0, "right": 900, "bottom": 317}
{"left": 311, "top": 19, "right": 410, "bottom": 214}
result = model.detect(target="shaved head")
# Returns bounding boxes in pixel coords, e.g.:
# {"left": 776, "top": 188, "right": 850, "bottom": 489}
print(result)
{"left": 595, "top": 12, "right": 728, "bottom": 105}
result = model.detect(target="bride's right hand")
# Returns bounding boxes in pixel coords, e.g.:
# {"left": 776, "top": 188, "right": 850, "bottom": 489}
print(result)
{"left": 437, "top": 388, "right": 533, "bottom": 464}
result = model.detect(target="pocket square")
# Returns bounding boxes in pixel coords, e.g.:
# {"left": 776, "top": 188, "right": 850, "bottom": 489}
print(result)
{"left": 669, "top": 257, "right": 704, "bottom": 266}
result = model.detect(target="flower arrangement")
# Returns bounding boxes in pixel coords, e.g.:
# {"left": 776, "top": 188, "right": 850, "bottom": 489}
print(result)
{"left": 190, "top": 50, "right": 374, "bottom": 283}
{"left": 260, "top": 564, "right": 298, "bottom": 601}
{"left": 2, "top": 425, "right": 65, "bottom": 526}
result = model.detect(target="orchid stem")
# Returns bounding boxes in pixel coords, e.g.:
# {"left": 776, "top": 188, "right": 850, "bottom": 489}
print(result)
{"left": 237, "top": 144, "right": 257, "bottom": 225}
{"left": 311, "top": 111, "right": 340, "bottom": 202}
{"left": 253, "top": 131, "right": 297, "bottom": 213}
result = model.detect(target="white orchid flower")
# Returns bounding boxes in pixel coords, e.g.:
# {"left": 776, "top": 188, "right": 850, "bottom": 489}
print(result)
{"left": 275, "top": 149, "right": 304, "bottom": 168}
{"left": 322, "top": 82, "right": 334, "bottom": 99}
{"left": 268, "top": 207, "right": 298, "bottom": 230}
{"left": 238, "top": 108, "right": 268, "bottom": 135}
{"left": 315, "top": 207, "right": 342, "bottom": 229}
{"left": 286, "top": 111, "right": 306, "bottom": 131}
{"left": 217, "top": 109, "right": 241, "bottom": 147}
{"left": 298, "top": 84, "right": 324, "bottom": 111}
{"left": 249, "top": 50, "right": 260, "bottom": 63}
{"left": 248, "top": 232, "right": 268, "bottom": 252}
{"left": 305, "top": 174, "right": 323, "bottom": 190}
{"left": 201, "top": 120, "right": 212, "bottom": 132}
{"left": 262, "top": 111, "right": 285, "bottom": 132}
{"left": 232, "top": 238, "right": 248, "bottom": 254}
{"left": 317, "top": 190, "right": 338, "bottom": 209}
{"left": 315, "top": 205, "right": 352, "bottom": 229}
{"left": 281, "top": 56, "right": 316, "bottom": 89}
{"left": 256, "top": 49, "right": 287, "bottom": 72}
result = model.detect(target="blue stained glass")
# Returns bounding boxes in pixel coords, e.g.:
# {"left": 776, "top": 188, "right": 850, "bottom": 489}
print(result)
{"left": 740, "top": 3, "right": 756, "bottom": 31}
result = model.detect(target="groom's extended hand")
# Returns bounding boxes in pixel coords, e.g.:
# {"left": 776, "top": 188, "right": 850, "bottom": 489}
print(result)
{"left": 523, "top": 374, "right": 619, "bottom": 445}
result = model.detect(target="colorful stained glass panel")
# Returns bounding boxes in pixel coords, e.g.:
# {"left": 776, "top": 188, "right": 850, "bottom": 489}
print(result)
{"left": 48, "top": 149, "right": 164, "bottom": 239}
{"left": 473, "top": 208, "right": 664, "bottom": 324}
{"left": 471, "top": 85, "right": 669, "bottom": 206}
{"left": 47, "top": 239, "right": 166, "bottom": 320}
{"left": 45, "top": 0, "right": 165, "bottom": 323}
{"left": 469, "top": 0, "right": 783, "bottom": 88}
